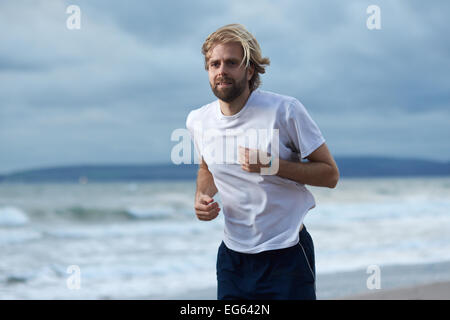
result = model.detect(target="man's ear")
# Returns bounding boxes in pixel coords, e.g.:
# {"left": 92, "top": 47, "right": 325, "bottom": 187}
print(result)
{"left": 247, "top": 63, "right": 255, "bottom": 80}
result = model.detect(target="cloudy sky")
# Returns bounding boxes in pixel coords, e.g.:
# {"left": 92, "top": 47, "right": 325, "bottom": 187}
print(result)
{"left": 1, "top": 0, "right": 449, "bottom": 174}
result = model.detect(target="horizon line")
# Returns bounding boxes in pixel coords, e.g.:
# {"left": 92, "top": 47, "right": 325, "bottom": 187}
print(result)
{"left": 1, "top": 155, "right": 449, "bottom": 176}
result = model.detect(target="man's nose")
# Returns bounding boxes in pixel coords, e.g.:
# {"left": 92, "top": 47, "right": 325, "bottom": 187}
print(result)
{"left": 217, "top": 63, "right": 228, "bottom": 75}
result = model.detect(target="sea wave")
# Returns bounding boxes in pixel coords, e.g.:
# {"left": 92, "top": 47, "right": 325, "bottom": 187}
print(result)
{"left": 41, "top": 220, "right": 207, "bottom": 240}
{"left": 0, "top": 229, "right": 42, "bottom": 245}
{"left": 0, "top": 206, "right": 29, "bottom": 226}
{"left": 28, "top": 205, "right": 193, "bottom": 223}
{"left": 125, "top": 205, "right": 176, "bottom": 219}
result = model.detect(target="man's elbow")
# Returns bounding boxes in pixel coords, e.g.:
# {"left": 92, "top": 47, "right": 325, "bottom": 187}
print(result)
{"left": 327, "top": 166, "right": 340, "bottom": 189}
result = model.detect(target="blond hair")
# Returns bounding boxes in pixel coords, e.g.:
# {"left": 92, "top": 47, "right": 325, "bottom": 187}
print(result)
{"left": 202, "top": 24, "right": 270, "bottom": 91}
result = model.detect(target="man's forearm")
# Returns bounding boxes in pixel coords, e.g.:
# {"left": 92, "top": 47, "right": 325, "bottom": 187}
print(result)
{"left": 196, "top": 167, "right": 218, "bottom": 199}
{"left": 276, "top": 158, "right": 339, "bottom": 188}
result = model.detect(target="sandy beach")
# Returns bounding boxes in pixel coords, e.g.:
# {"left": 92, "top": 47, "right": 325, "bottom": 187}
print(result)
{"left": 159, "top": 260, "right": 450, "bottom": 300}
{"left": 161, "top": 281, "right": 450, "bottom": 300}
{"left": 340, "top": 281, "right": 450, "bottom": 300}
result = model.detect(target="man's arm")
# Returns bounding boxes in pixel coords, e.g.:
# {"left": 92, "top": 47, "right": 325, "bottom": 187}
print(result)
{"left": 239, "top": 143, "right": 339, "bottom": 188}
{"left": 194, "top": 158, "right": 221, "bottom": 221}
{"left": 276, "top": 143, "right": 339, "bottom": 188}
{"left": 196, "top": 158, "right": 218, "bottom": 199}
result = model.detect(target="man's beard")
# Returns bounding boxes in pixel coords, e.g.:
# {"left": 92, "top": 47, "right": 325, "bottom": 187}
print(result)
{"left": 210, "top": 75, "right": 247, "bottom": 103}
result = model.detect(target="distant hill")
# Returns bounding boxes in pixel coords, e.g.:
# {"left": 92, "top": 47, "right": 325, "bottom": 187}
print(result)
{"left": 0, "top": 157, "right": 449, "bottom": 183}
{"left": 335, "top": 156, "right": 450, "bottom": 177}
{"left": 0, "top": 164, "right": 197, "bottom": 183}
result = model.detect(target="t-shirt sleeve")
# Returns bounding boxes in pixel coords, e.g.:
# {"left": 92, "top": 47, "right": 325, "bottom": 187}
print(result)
{"left": 285, "top": 99, "right": 326, "bottom": 159}
{"left": 185, "top": 111, "right": 202, "bottom": 159}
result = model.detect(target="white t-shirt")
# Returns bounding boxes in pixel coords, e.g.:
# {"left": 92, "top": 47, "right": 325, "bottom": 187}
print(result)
{"left": 186, "top": 89, "right": 325, "bottom": 253}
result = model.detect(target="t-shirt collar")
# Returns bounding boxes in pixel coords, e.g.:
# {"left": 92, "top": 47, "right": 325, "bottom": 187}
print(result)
{"left": 216, "top": 89, "right": 258, "bottom": 120}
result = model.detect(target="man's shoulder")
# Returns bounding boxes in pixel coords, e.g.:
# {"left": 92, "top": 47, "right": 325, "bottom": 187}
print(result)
{"left": 256, "top": 89, "right": 296, "bottom": 102}
{"left": 254, "top": 89, "right": 299, "bottom": 112}
{"left": 186, "top": 100, "right": 216, "bottom": 126}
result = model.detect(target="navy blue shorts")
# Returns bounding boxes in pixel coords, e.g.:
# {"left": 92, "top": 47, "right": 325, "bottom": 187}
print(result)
{"left": 217, "top": 225, "right": 316, "bottom": 300}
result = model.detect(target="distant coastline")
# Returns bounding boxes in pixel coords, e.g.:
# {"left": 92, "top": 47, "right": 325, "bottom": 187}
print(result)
{"left": 0, "top": 156, "right": 449, "bottom": 183}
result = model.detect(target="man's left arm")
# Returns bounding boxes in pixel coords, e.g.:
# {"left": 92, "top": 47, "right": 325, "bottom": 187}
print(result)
{"left": 239, "top": 143, "right": 339, "bottom": 188}
{"left": 276, "top": 142, "right": 339, "bottom": 188}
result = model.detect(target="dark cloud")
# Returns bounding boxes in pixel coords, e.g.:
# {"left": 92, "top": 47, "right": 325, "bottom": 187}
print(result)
{"left": 70, "top": 0, "right": 227, "bottom": 45}
{"left": 0, "top": 0, "right": 449, "bottom": 173}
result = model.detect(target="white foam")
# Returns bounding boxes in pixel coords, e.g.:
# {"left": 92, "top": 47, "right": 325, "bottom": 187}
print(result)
{"left": 42, "top": 219, "right": 211, "bottom": 240}
{"left": 308, "top": 201, "right": 450, "bottom": 274}
{"left": 126, "top": 205, "right": 175, "bottom": 219}
{"left": 0, "top": 229, "right": 42, "bottom": 245}
{"left": 0, "top": 206, "right": 29, "bottom": 227}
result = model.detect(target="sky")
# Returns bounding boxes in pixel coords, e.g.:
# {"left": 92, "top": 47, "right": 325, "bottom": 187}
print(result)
{"left": 1, "top": 0, "right": 449, "bottom": 174}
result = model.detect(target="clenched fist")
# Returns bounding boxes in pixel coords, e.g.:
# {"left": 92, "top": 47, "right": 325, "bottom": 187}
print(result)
{"left": 194, "top": 194, "right": 220, "bottom": 221}
{"left": 238, "top": 146, "right": 272, "bottom": 173}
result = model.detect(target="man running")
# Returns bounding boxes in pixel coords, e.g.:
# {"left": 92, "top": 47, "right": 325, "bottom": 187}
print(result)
{"left": 186, "top": 24, "right": 339, "bottom": 300}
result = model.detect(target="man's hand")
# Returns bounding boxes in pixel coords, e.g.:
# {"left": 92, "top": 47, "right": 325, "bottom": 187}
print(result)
{"left": 238, "top": 146, "right": 271, "bottom": 173}
{"left": 194, "top": 194, "right": 221, "bottom": 221}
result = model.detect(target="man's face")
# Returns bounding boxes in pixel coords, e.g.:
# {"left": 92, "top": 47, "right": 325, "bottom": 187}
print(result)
{"left": 207, "top": 42, "right": 254, "bottom": 103}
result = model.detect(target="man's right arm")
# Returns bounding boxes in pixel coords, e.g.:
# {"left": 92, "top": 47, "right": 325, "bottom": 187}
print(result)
{"left": 194, "top": 158, "right": 221, "bottom": 221}
{"left": 196, "top": 158, "right": 218, "bottom": 199}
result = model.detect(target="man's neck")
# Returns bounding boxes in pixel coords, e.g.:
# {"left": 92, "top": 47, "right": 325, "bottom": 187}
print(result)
{"left": 219, "top": 87, "right": 252, "bottom": 116}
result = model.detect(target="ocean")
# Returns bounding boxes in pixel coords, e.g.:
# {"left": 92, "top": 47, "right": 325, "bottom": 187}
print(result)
{"left": 1, "top": 177, "right": 449, "bottom": 299}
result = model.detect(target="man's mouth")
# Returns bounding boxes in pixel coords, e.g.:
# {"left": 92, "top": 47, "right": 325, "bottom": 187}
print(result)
{"left": 216, "top": 80, "right": 233, "bottom": 87}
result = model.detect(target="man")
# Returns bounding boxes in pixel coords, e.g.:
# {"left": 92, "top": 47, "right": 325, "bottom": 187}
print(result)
{"left": 186, "top": 24, "right": 339, "bottom": 300}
